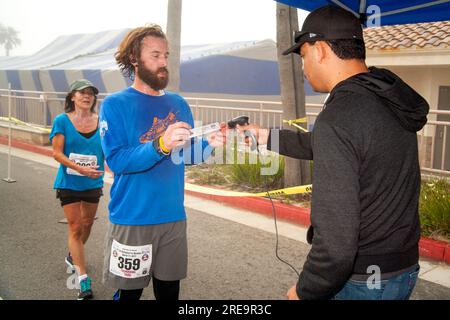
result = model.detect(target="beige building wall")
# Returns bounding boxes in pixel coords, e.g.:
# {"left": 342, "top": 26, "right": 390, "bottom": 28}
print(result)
{"left": 366, "top": 53, "right": 450, "bottom": 173}
{"left": 386, "top": 66, "right": 450, "bottom": 111}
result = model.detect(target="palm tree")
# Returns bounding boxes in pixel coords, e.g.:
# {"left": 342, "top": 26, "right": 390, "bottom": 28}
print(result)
{"left": 0, "top": 24, "right": 21, "bottom": 56}
{"left": 276, "top": 3, "right": 311, "bottom": 187}
{"left": 166, "top": 0, "right": 182, "bottom": 92}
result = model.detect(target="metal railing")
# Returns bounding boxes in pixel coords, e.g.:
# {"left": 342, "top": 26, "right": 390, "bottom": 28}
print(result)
{"left": 418, "top": 109, "right": 450, "bottom": 177}
{"left": 0, "top": 89, "right": 449, "bottom": 177}
{"left": 185, "top": 96, "right": 321, "bottom": 130}
{"left": 0, "top": 89, "right": 106, "bottom": 127}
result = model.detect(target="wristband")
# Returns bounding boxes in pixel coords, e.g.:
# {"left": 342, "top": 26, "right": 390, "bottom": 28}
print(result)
{"left": 159, "top": 136, "right": 170, "bottom": 153}
{"left": 153, "top": 136, "right": 170, "bottom": 156}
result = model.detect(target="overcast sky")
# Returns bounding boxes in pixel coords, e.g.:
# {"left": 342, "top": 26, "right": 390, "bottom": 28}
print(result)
{"left": 0, "top": 0, "right": 309, "bottom": 56}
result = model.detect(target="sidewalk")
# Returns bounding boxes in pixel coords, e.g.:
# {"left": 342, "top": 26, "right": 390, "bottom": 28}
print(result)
{"left": 1, "top": 138, "right": 449, "bottom": 290}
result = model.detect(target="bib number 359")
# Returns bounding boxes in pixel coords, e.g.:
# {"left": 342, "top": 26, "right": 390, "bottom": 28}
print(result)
{"left": 109, "top": 240, "right": 152, "bottom": 279}
{"left": 117, "top": 257, "right": 140, "bottom": 271}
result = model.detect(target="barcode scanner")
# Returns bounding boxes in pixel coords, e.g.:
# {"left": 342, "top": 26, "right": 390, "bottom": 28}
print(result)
{"left": 227, "top": 115, "right": 249, "bottom": 128}
{"left": 227, "top": 115, "right": 257, "bottom": 151}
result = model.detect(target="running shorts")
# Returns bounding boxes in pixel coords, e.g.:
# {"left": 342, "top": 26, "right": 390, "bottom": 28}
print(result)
{"left": 102, "top": 220, "right": 188, "bottom": 290}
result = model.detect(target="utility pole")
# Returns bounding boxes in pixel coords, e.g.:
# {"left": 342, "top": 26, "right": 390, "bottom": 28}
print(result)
{"left": 276, "top": 3, "right": 311, "bottom": 187}
{"left": 166, "top": 0, "right": 182, "bottom": 92}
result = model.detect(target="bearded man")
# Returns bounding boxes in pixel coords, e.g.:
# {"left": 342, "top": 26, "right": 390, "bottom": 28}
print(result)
{"left": 99, "top": 24, "right": 225, "bottom": 301}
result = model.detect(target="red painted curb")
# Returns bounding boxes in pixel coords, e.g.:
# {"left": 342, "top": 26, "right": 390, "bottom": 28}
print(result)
{"left": 2, "top": 137, "right": 449, "bottom": 265}
{"left": 185, "top": 188, "right": 311, "bottom": 226}
{"left": 445, "top": 244, "right": 450, "bottom": 265}
{"left": 0, "top": 136, "right": 53, "bottom": 158}
{"left": 419, "top": 238, "right": 446, "bottom": 262}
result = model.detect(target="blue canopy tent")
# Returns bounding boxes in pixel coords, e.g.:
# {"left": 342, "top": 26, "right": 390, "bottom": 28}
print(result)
{"left": 275, "top": 0, "right": 450, "bottom": 25}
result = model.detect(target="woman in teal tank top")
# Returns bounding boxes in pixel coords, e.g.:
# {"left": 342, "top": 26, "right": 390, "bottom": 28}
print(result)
{"left": 49, "top": 79, "right": 104, "bottom": 300}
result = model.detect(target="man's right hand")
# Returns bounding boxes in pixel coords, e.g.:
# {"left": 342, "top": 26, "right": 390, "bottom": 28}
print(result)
{"left": 162, "top": 121, "right": 192, "bottom": 150}
{"left": 235, "top": 124, "right": 270, "bottom": 146}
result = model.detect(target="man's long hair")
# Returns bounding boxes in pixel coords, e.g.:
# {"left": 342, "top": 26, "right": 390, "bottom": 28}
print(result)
{"left": 115, "top": 24, "right": 167, "bottom": 80}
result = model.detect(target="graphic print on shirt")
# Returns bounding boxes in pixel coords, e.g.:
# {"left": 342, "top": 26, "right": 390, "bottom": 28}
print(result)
{"left": 139, "top": 112, "right": 178, "bottom": 143}
{"left": 99, "top": 120, "right": 108, "bottom": 137}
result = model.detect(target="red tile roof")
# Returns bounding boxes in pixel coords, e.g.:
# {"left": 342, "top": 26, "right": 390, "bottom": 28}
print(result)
{"left": 364, "top": 20, "right": 450, "bottom": 50}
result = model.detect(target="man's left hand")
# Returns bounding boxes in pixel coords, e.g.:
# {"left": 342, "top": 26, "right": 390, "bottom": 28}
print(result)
{"left": 287, "top": 285, "right": 300, "bottom": 300}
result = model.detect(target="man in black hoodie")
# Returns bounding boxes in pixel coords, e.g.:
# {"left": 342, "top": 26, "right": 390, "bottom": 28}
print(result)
{"left": 238, "top": 5, "right": 428, "bottom": 300}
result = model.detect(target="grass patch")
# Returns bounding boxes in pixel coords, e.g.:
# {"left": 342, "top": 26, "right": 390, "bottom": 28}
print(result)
{"left": 419, "top": 178, "right": 450, "bottom": 241}
{"left": 185, "top": 163, "right": 230, "bottom": 186}
{"left": 227, "top": 149, "right": 285, "bottom": 191}
{"left": 185, "top": 144, "right": 311, "bottom": 205}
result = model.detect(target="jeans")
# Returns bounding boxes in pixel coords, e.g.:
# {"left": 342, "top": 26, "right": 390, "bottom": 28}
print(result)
{"left": 332, "top": 265, "right": 420, "bottom": 300}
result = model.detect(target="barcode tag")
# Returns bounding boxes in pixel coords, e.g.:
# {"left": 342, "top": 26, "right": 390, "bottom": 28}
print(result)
{"left": 189, "top": 122, "right": 221, "bottom": 138}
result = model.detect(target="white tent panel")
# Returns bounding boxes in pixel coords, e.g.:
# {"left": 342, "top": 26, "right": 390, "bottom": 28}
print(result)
{"left": 102, "top": 70, "right": 128, "bottom": 94}
{"left": 64, "top": 70, "right": 85, "bottom": 88}
{"left": 38, "top": 70, "right": 57, "bottom": 93}
{"left": 0, "top": 71, "right": 9, "bottom": 91}
{"left": 225, "top": 39, "right": 278, "bottom": 61}
{"left": 0, "top": 29, "right": 130, "bottom": 70}
{"left": 18, "top": 70, "right": 38, "bottom": 92}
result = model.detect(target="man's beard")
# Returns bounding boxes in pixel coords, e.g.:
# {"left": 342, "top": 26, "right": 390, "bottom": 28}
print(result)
{"left": 136, "top": 62, "right": 169, "bottom": 91}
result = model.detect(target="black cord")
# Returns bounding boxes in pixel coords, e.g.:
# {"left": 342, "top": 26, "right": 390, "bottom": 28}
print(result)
{"left": 265, "top": 185, "right": 300, "bottom": 278}
{"left": 259, "top": 145, "right": 300, "bottom": 278}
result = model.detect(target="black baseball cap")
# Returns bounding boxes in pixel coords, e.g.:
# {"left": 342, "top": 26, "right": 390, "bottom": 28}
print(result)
{"left": 283, "top": 5, "right": 364, "bottom": 55}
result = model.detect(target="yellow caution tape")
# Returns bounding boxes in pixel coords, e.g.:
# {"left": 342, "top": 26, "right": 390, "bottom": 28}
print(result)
{"left": 283, "top": 117, "right": 307, "bottom": 125}
{"left": 283, "top": 117, "right": 308, "bottom": 132}
{"left": 0, "top": 116, "right": 51, "bottom": 133}
{"left": 288, "top": 122, "right": 308, "bottom": 132}
{"left": 185, "top": 183, "right": 312, "bottom": 197}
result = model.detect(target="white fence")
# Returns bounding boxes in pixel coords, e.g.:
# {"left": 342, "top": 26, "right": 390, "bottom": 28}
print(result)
{"left": 185, "top": 96, "right": 321, "bottom": 130}
{"left": 0, "top": 88, "right": 106, "bottom": 126}
{"left": 0, "top": 89, "right": 449, "bottom": 177}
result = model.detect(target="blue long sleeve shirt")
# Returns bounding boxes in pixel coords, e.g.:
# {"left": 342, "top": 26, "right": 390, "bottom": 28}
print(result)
{"left": 99, "top": 87, "right": 211, "bottom": 225}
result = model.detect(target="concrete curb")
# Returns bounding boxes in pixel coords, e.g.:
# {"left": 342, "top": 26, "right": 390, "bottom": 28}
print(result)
{"left": 1, "top": 137, "right": 449, "bottom": 265}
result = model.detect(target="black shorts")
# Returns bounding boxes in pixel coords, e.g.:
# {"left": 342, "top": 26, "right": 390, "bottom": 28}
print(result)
{"left": 56, "top": 188, "right": 103, "bottom": 207}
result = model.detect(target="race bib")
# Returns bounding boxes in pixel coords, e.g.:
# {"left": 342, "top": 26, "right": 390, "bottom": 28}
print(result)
{"left": 109, "top": 240, "right": 152, "bottom": 279}
{"left": 67, "top": 153, "right": 97, "bottom": 176}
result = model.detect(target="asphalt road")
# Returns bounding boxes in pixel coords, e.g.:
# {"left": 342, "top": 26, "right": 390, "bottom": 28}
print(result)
{"left": 0, "top": 153, "right": 449, "bottom": 300}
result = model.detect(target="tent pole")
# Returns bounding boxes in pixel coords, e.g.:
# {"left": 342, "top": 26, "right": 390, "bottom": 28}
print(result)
{"left": 3, "top": 83, "right": 16, "bottom": 183}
